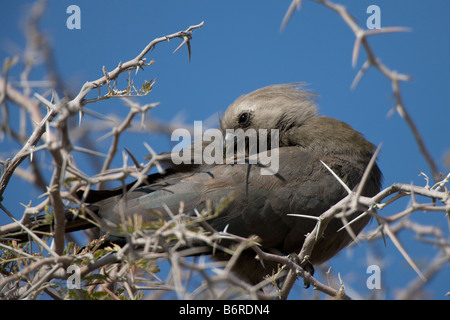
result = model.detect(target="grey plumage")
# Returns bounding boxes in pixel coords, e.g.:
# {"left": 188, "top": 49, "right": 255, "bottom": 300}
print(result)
{"left": 89, "top": 83, "right": 382, "bottom": 284}
{"left": 2, "top": 84, "right": 383, "bottom": 285}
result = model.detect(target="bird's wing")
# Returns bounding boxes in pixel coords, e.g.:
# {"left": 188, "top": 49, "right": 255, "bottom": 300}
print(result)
{"left": 95, "top": 147, "right": 350, "bottom": 254}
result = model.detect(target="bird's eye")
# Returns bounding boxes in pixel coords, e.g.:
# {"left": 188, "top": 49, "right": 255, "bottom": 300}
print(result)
{"left": 238, "top": 112, "right": 250, "bottom": 126}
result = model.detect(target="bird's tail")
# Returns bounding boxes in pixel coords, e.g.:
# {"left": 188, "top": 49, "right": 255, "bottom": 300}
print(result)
{"left": 0, "top": 208, "right": 98, "bottom": 243}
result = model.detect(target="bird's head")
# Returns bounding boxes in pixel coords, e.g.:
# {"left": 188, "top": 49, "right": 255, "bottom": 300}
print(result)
{"left": 220, "top": 83, "right": 318, "bottom": 136}
{"left": 219, "top": 83, "right": 377, "bottom": 159}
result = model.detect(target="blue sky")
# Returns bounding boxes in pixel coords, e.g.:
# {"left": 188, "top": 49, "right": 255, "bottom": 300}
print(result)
{"left": 1, "top": 1, "right": 449, "bottom": 299}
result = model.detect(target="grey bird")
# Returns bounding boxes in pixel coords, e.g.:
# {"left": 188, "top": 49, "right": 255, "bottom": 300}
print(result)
{"left": 2, "top": 84, "right": 383, "bottom": 285}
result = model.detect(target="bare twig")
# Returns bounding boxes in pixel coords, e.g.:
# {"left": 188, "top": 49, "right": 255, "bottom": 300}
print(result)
{"left": 67, "top": 21, "right": 204, "bottom": 113}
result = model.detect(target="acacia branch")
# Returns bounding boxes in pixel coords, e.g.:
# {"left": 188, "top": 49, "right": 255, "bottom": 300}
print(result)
{"left": 67, "top": 21, "right": 204, "bottom": 113}
{"left": 281, "top": 0, "right": 440, "bottom": 182}
{"left": 0, "top": 109, "right": 57, "bottom": 199}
